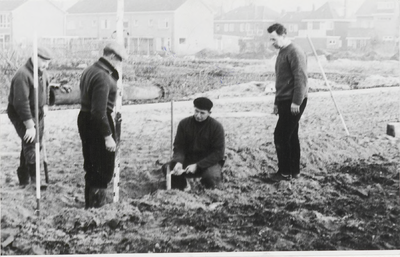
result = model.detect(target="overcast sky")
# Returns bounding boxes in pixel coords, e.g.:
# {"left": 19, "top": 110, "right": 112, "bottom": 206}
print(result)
{"left": 54, "top": 0, "right": 366, "bottom": 15}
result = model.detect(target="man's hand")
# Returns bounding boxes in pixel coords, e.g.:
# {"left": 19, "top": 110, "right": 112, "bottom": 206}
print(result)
{"left": 105, "top": 135, "right": 116, "bottom": 152}
{"left": 171, "top": 162, "right": 184, "bottom": 175}
{"left": 272, "top": 104, "right": 278, "bottom": 115}
{"left": 24, "top": 127, "right": 36, "bottom": 143}
{"left": 185, "top": 164, "right": 197, "bottom": 174}
{"left": 291, "top": 103, "right": 300, "bottom": 115}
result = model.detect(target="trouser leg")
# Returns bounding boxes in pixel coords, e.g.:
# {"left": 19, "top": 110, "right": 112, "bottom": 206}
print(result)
{"left": 290, "top": 124, "right": 300, "bottom": 176}
{"left": 10, "top": 115, "right": 44, "bottom": 186}
{"left": 199, "top": 164, "right": 223, "bottom": 189}
{"left": 17, "top": 149, "right": 29, "bottom": 186}
{"left": 274, "top": 99, "right": 307, "bottom": 176}
{"left": 78, "top": 111, "right": 114, "bottom": 208}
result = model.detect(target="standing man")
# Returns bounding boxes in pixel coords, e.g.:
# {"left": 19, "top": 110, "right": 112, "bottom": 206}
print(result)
{"left": 78, "top": 42, "right": 127, "bottom": 208}
{"left": 7, "top": 46, "right": 52, "bottom": 188}
{"left": 267, "top": 23, "right": 308, "bottom": 181}
{"left": 162, "top": 97, "right": 225, "bottom": 191}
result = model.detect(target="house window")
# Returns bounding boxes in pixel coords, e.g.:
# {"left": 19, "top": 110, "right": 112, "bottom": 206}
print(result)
{"left": 67, "top": 21, "right": 76, "bottom": 30}
{"left": 179, "top": 38, "right": 186, "bottom": 44}
{"left": 123, "top": 21, "right": 129, "bottom": 28}
{"left": 288, "top": 24, "right": 298, "bottom": 32}
{"left": 224, "top": 24, "right": 229, "bottom": 32}
{"left": 78, "top": 21, "right": 84, "bottom": 29}
{"left": 245, "top": 23, "right": 250, "bottom": 31}
{"left": 92, "top": 20, "right": 97, "bottom": 27}
{"left": 149, "top": 19, "right": 153, "bottom": 27}
{"left": 240, "top": 23, "right": 245, "bottom": 32}
{"left": 216, "top": 24, "right": 220, "bottom": 31}
{"left": 0, "top": 14, "right": 10, "bottom": 28}
{"left": 325, "top": 21, "right": 334, "bottom": 30}
{"left": 229, "top": 23, "right": 234, "bottom": 32}
{"left": 101, "top": 19, "right": 109, "bottom": 29}
{"left": 377, "top": 1, "right": 395, "bottom": 10}
{"left": 158, "top": 19, "right": 169, "bottom": 29}
{"left": 134, "top": 20, "right": 139, "bottom": 27}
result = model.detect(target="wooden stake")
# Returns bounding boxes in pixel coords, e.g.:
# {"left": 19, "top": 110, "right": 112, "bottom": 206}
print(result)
{"left": 166, "top": 100, "right": 174, "bottom": 190}
{"left": 307, "top": 35, "right": 350, "bottom": 136}
{"left": 32, "top": 33, "right": 41, "bottom": 215}
{"left": 113, "top": 0, "right": 124, "bottom": 203}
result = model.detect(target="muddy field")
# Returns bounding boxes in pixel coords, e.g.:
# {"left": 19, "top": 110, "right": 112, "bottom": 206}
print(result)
{"left": 1, "top": 73, "right": 400, "bottom": 255}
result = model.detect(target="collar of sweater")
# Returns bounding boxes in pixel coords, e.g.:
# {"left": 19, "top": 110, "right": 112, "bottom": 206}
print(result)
{"left": 26, "top": 58, "right": 43, "bottom": 76}
{"left": 97, "top": 57, "right": 119, "bottom": 80}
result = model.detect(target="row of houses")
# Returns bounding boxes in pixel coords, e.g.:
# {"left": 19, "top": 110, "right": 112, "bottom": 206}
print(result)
{"left": 0, "top": 0, "right": 399, "bottom": 56}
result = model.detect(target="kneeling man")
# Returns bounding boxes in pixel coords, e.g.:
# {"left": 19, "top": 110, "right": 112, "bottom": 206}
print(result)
{"left": 163, "top": 97, "right": 225, "bottom": 190}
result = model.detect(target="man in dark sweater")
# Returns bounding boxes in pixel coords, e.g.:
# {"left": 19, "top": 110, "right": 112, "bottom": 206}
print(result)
{"left": 267, "top": 23, "right": 308, "bottom": 181}
{"left": 77, "top": 42, "right": 127, "bottom": 208}
{"left": 162, "top": 97, "right": 225, "bottom": 191}
{"left": 7, "top": 46, "right": 52, "bottom": 188}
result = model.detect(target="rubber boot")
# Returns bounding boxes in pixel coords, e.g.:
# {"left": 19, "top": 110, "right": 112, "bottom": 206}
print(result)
{"left": 28, "top": 164, "right": 36, "bottom": 184}
{"left": 88, "top": 187, "right": 107, "bottom": 208}
{"left": 17, "top": 166, "right": 30, "bottom": 187}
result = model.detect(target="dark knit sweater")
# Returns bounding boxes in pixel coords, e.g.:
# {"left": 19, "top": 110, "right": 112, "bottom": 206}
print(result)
{"left": 8, "top": 58, "right": 49, "bottom": 122}
{"left": 172, "top": 116, "right": 225, "bottom": 169}
{"left": 274, "top": 43, "right": 308, "bottom": 105}
{"left": 79, "top": 57, "right": 118, "bottom": 137}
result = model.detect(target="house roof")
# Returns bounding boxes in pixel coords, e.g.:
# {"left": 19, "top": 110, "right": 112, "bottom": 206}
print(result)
{"left": 280, "top": 11, "right": 312, "bottom": 23}
{"left": 68, "top": 0, "right": 188, "bottom": 14}
{"left": 215, "top": 4, "right": 280, "bottom": 21}
{"left": 0, "top": 0, "right": 26, "bottom": 12}
{"left": 305, "top": 1, "right": 342, "bottom": 20}
{"left": 355, "top": 0, "right": 396, "bottom": 16}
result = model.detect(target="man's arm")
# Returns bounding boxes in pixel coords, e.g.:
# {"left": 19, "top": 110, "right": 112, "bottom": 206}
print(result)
{"left": 172, "top": 120, "right": 186, "bottom": 164}
{"left": 290, "top": 47, "right": 308, "bottom": 106}
{"left": 196, "top": 121, "right": 225, "bottom": 169}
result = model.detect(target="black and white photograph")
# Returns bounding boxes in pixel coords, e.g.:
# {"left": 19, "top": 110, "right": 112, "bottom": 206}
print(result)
{"left": 0, "top": 0, "right": 399, "bottom": 256}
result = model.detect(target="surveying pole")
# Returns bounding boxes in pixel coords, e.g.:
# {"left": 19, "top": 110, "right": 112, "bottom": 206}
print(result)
{"left": 32, "top": 33, "right": 41, "bottom": 215}
{"left": 307, "top": 35, "right": 350, "bottom": 136}
{"left": 113, "top": 0, "right": 124, "bottom": 203}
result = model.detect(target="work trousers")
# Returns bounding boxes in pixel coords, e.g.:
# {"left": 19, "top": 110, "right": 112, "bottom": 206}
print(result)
{"left": 7, "top": 104, "right": 44, "bottom": 185}
{"left": 162, "top": 161, "right": 223, "bottom": 190}
{"left": 274, "top": 98, "right": 307, "bottom": 177}
{"left": 78, "top": 111, "right": 115, "bottom": 189}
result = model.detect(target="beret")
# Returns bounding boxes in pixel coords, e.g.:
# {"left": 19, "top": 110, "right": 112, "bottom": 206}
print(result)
{"left": 104, "top": 42, "right": 128, "bottom": 60}
{"left": 37, "top": 46, "right": 53, "bottom": 60}
{"left": 194, "top": 97, "right": 213, "bottom": 111}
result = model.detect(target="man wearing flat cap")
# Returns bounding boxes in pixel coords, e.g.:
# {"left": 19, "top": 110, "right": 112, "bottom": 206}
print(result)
{"left": 77, "top": 41, "right": 127, "bottom": 208}
{"left": 162, "top": 97, "right": 226, "bottom": 191}
{"left": 7, "top": 46, "right": 52, "bottom": 188}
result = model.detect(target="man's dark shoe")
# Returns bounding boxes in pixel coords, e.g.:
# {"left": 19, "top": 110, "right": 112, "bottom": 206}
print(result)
{"left": 269, "top": 172, "right": 291, "bottom": 182}
{"left": 292, "top": 173, "right": 300, "bottom": 179}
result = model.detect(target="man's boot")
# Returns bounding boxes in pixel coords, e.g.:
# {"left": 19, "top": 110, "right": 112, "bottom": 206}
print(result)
{"left": 88, "top": 187, "right": 107, "bottom": 208}
{"left": 17, "top": 166, "right": 30, "bottom": 187}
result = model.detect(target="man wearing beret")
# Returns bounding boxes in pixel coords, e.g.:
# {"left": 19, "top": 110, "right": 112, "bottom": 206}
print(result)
{"left": 162, "top": 97, "right": 225, "bottom": 190}
{"left": 78, "top": 42, "right": 127, "bottom": 208}
{"left": 7, "top": 46, "right": 52, "bottom": 188}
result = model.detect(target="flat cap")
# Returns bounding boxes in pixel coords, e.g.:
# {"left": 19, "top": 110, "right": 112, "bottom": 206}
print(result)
{"left": 194, "top": 97, "right": 213, "bottom": 111}
{"left": 104, "top": 42, "right": 128, "bottom": 60}
{"left": 37, "top": 46, "right": 53, "bottom": 60}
